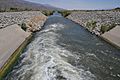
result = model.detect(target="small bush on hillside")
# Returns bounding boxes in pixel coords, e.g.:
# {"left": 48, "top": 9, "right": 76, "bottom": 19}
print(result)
{"left": 42, "top": 10, "right": 54, "bottom": 16}
{"left": 100, "top": 25, "right": 109, "bottom": 33}
{"left": 58, "top": 10, "right": 71, "bottom": 17}
{"left": 113, "top": 7, "right": 120, "bottom": 11}
{"left": 100, "top": 23, "right": 116, "bottom": 33}
{"left": 10, "top": 7, "right": 19, "bottom": 11}
{"left": 0, "top": 8, "right": 9, "bottom": 12}
{"left": 21, "top": 23, "right": 27, "bottom": 31}
{"left": 86, "top": 20, "right": 97, "bottom": 31}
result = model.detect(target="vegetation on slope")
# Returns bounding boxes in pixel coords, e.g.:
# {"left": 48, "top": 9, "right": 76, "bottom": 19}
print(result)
{"left": 58, "top": 10, "right": 72, "bottom": 17}
{"left": 100, "top": 23, "right": 116, "bottom": 33}
{"left": 67, "top": 8, "right": 120, "bottom": 35}
{"left": 41, "top": 10, "right": 54, "bottom": 16}
{"left": 112, "top": 7, "right": 120, "bottom": 11}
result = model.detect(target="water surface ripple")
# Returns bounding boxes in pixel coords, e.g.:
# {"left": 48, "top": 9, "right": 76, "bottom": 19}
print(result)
{"left": 5, "top": 13, "right": 120, "bottom": 80}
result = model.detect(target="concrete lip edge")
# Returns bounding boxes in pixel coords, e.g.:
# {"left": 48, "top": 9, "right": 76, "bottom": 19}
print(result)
{"left": 66, "top": 18, "right": 120, "bottom": 49}
{"left": 0, "top": 34, "right": 32, "bottom": 79}
{"left": 0, "top": 12, "right": 48, "bottom": 79}
{"left": 0, "top": 24, "right": 32, "bottom": 79}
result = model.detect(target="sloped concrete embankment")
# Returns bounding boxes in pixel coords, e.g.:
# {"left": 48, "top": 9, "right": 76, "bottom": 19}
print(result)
{"left": 67, "top": 11, "right": 120, "bottom": 48}
{"left": 0, "top": 12, "right": 47, "bottom": 79}
{"left": 0, "top": 24, "right": 31, "bottom": 79}
{"left": 101, "top": 25, "right": 120, "bottom": 49}
{"left": 67, "top": 11, "right": 120, "bottom": 35}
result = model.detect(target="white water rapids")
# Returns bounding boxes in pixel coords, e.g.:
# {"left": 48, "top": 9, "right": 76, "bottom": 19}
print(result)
{"left": 5, "top": 13, "right": 120, "bottom": 80}
{"left": 6, "top": 23, "right": 95, "bottom": 80}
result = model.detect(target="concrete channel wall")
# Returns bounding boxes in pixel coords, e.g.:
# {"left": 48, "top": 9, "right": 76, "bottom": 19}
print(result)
{"left": 0, "top": 24, "right": 32, "bottom": 79}
{"left": 68, "top": 16, "right": 120, "bottom": 49}
{"left": 67, "top": 11, "right": 120, "bottom": 49}
{"left": 101, "top": 25, "right": 120, "bottom": 49}
{"left": 0, "top": 12, "right": 47, "bottom": 79}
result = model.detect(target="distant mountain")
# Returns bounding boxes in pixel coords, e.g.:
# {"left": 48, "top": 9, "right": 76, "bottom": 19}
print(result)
{"left": 0, "top": 0, "right": 62, "bottom": 11}
{"left": 43, "top": 4, "right": 63, "bottom": 10}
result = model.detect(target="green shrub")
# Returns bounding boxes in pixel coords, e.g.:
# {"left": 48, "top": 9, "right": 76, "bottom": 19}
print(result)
{"left": 108, "top": 23, "right": 116, "bottom": 30}
{"left": 86, "top": 20, "right": 97, "bottom": 30}
{"left": 100, "top": 23, "right": 116, "bottom": 33}
{"left": 101, "top": 25, "right": 109, "bottom": 33}
{"left": 58, "top": 10, "right": 71, "bottom": 17}
{"left": 42, "top": 10, "right": 54, "bottom": 16}
{"left": 21, "top": 23, "right": 27, "bottom": 31}
{"left": 10, "top": 7, "right": 19, "bottom": 11}
{"left": 113, "top": 7, "right": 120, "bottom": 11}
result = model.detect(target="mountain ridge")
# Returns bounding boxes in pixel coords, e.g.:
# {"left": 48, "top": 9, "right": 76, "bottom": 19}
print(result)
{"left": 0, "top": 0, "right": 62, "bottom": 11}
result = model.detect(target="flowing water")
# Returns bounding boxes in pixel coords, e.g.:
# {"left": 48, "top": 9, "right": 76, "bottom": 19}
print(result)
{"left": 5, "top": 13, "right": 120, "bottom": 80}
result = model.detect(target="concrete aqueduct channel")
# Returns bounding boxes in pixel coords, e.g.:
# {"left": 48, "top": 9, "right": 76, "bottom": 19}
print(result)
{"left": 0, "top": 11, "right": 47, "bottom": 79}
{"left": 0, "top": 10, "right": 120, "bottom": 80}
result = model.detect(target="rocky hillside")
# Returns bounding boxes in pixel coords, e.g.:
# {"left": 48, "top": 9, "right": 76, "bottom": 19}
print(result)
{"left": 0, "top": 11, "right": 47, "bottom": 32}
{"left": 67, "top": 10, "right": 120, "bottom": 35}
{"left": 0, "top": 0, "right": 62, "bottom": 11}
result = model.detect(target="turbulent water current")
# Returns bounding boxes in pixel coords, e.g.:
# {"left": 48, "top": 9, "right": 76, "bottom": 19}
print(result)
{"left": 5, "top": 13, "right": 120, "bottom": 80}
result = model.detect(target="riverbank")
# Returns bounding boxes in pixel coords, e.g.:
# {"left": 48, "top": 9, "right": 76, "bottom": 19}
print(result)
{"left": 0, "top": 11, "right": 47, "bottom": 79}
{"left": 67, "top": 10, "right": 120, "bottom": 48}
{"left": 0, "top": 11, "right": 47, "bottom": 29}
{"left": 5, "top": 13, "right": 120, "bottom": 80}
{"left": 67, "top": 10, "right": 120, "bottom": 35}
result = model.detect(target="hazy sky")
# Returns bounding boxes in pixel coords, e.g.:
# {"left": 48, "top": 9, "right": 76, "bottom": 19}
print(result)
{"left": 25, "top": 0, "right": 120, "bottom": 10}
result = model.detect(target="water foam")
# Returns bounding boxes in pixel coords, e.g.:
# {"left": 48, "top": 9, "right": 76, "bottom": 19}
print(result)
{"left": 6, "top": 23, "right": 96, "bottom": 80}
